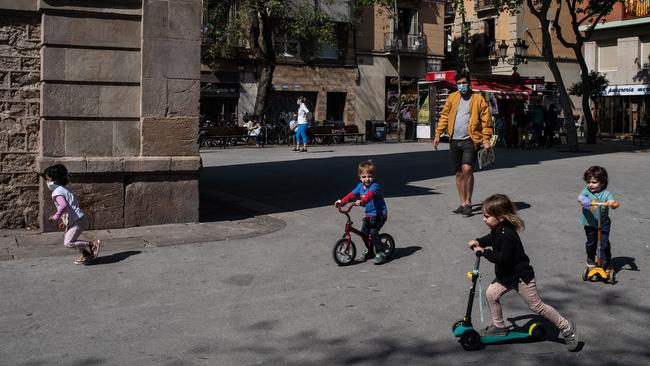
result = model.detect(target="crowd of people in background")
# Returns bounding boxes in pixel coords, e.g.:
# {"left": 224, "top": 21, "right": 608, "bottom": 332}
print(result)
{"left": 493, "top": 100, "right": 568, "bottom": 149}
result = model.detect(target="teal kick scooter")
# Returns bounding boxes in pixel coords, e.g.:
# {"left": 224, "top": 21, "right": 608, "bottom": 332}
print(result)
{"left": 452, "top": 251, "right": 545, "bottom": 351}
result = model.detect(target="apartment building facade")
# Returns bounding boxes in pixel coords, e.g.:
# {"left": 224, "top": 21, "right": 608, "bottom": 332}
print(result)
{"left": 583, "top": 0, "right": 650, "bottom": 136}
{"left": 355, "top": 0, "right": 445, "bottom": 137}
{"left": 202, "top": 0, "right": 446, "bottom": 136}
{"left": 442, "top": 0, "right": 581, "bottom": 107}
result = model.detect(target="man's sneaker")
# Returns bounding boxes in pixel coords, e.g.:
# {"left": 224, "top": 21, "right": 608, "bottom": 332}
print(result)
{"left": 362, "top": 248, "right": 374, "bottom": 261}
{"left": 451, "top": 205, "right": 464, "bottom": 214}
{"left": 480, "top": 324, "right": 508, "bottom": 336}
{"left": 586, "top": 258, "right": 596, "bottom": 268}
{"left": 373, "top": 252, "right": 386, "bottom": 265}
{"left": 562, "top": 321, "right": 579, "bottom": 352}
{"left": 292, "top": 148, "right": 299, "bottom": 152}
{"left": 461, "top": 205, "right": 473, "bottom": 217}
{"left": 299, "top": 148, "right": 308, "bottom": 153}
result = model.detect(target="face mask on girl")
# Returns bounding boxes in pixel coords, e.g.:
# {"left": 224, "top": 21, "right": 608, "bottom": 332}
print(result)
{"left": 46, "top": 181, "right": 58, "bottom": 191}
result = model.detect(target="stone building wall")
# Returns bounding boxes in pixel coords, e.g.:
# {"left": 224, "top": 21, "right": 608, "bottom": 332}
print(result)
{"left": 0, "top": 11, "right": 41, "bottom": 228}
{"left": 0, "top": 0, "right": 202, "bottom": 231}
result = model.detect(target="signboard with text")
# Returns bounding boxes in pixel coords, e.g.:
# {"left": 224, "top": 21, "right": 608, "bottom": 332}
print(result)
{"left": 604, "top": 84, "right": 650, "bottom": 96}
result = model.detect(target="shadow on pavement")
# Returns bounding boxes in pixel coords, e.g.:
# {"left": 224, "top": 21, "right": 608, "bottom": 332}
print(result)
{"left": 391, "top": 245, "right": 422, "bottom": 261}
{"left": 87, "top": 250, "right": 142, "bottom": 266}
{"left": 612, "top": 256, "right": 639, "bottom": 273}
{"left": 199, "top": 141, "right": 647, "bottom": 222}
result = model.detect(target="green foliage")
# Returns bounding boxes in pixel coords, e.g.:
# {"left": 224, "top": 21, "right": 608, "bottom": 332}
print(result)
{"left": 202, "top": 0, "right": 341, "bottom": 65}
{"left": 569, "top": 71, "right": 609, "bottom": 100}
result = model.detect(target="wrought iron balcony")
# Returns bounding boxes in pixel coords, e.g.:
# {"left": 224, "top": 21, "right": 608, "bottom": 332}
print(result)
{"left": 623, "top": 0, "right": 650, "bottom": 19}
{"left": 475, "top": 0, "right": 496, "bottom": 12}
{"left": 384, "top": 33, "right": 427, "bottom": 53}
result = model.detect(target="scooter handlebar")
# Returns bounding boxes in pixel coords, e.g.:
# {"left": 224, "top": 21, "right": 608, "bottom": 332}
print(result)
{"left": 590, "top": 200, "right": 620, "bottom": 208}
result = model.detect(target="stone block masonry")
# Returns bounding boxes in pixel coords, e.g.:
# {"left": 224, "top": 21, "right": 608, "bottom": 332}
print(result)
{"left": 0, "top": 11, "right": 41, "bottom": 229}
{"left": 2, "top": 1, "right": 202, "bottom": 231}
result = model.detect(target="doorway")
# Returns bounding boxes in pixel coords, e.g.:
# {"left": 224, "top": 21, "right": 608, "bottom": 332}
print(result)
{"left": 326, "top": 92, "right": 347, "bottom": 123}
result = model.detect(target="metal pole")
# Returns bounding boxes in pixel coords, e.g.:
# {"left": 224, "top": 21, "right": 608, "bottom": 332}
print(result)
{"left": 395, "top": 0, "right": 402, "bottom": 142}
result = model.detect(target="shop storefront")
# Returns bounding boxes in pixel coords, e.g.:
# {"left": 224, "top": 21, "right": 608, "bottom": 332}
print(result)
{"left": 594, "top": 84, "right": 650, "bottom": 136}
{"left": 386, "top": 76, "right": 419, "bottom": 140}
{"left": 200, "top": 71, "right": 240, "bottom": 127}
{"left": 417, "top": 71, "right": 535, "bottom": 142}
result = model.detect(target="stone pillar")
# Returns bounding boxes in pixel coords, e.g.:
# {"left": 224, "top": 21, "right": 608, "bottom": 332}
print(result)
{"left": 29, "top": 0, "right": 201, "bottom": 231}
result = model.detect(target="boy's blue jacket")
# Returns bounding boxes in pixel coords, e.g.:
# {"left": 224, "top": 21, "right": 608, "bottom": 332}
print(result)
{"left": 341, "top": 182, "right": 388, "bottom": 216}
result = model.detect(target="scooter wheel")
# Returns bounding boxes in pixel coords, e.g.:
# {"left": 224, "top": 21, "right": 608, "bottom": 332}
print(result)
{"left": 460, "top": 329, "right": 482, "bottom": 351}
{"left": 452, "top": 320, "right": 464, "bottom": 332}
{"left": 529, "top": 323, "right": 546, "bottom": 341}
{"left": 607, "top": 269, "right": 616, "bottom": 285}
{"left": 581, "top": 267, "right": 589, "bottom": 281}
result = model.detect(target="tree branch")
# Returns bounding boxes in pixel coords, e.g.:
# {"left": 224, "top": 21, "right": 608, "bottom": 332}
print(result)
{"left": 552, "top": 0, "right": 578, "bottom": 49}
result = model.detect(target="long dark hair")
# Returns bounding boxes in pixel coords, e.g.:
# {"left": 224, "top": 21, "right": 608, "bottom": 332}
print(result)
{"left": 42, "top": 164, "right": 70, "bottom": 185}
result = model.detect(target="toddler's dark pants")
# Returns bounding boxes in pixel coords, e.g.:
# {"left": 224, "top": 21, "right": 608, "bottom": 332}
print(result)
{"left": 361, "top": 215, "right": 386, "bottom": 255}
{"left": 584, "top": 218, "right": 611, "bottom": 268}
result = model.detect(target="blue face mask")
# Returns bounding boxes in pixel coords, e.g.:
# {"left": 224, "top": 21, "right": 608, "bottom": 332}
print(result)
{"left": 457, "top": 84, "right": 469, "bottom": 94}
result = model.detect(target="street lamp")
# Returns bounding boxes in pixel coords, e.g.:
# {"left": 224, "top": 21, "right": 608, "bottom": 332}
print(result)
{"left": 498, "top": 38, "right": 528, "bottom": 75}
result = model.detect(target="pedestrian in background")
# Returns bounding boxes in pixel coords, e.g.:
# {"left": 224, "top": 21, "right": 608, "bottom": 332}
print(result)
{"left": 433, "top": 70, "right": 493, "bottom": 217}
{"left": 41, "top": 164, "right": 100, "bottom": 265}
{"left": 293, "top": 96, "right": 310, "bottom": 152}
{"left": 545, "top": 104, "right": 558, "bottom": 147}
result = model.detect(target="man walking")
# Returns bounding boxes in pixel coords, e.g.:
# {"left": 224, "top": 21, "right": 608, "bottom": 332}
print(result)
{"left": 433, "top": 71, "right": 493, "bottom": 217}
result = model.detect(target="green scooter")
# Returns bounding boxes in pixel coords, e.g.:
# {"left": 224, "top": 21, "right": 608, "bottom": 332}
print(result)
{"left": 452, "top": 251, "right": 545, "bottom": 351}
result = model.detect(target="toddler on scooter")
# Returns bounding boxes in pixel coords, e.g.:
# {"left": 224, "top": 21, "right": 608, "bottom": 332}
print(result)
{"left": 335, "top": 160, "right": 388, "bottom": 264}
{"left": 468, "top": 194, "right": 579, "bottom": 351}
{"left": 578, "top": 166, "right": 617, "bottom": 270}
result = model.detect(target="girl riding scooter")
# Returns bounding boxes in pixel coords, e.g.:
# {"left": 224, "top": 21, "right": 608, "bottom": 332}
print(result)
{"left": 468, "top": 194, "right": 579, "bottom": 352}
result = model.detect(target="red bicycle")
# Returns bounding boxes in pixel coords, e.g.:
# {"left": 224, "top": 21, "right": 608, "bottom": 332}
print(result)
{"left": 333, "top": 202, "right": 396, "bottom": 265}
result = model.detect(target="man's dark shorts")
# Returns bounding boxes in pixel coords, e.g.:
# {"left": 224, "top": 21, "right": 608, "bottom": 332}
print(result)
{"left": 449, "top": 139, "right": 478, "bottom": 172}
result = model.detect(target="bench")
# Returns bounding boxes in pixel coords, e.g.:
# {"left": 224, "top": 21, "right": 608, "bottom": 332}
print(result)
{"left": 310, "top": 125, "right": 365, "bottom": 145}
{"left": 199, "top": 127, "right": 248, "bottom": 148}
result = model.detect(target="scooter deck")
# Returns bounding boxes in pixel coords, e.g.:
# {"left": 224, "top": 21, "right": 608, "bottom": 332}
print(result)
{"left": 453, "top": 325, "right": 536, "bottom": 343}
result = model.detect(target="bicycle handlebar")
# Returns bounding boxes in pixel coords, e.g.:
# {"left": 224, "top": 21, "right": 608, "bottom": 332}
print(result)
{"left": 336, "top": 202, "right": 356, "bottom": 214}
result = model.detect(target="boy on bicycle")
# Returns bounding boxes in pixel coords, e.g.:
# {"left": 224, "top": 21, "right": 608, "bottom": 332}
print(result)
{"left": 335, "top": 160, "right": 388, "bottom": 264}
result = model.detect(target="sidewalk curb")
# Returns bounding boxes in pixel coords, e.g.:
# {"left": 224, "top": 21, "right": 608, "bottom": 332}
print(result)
{"left": 0, "top": 216, "right": 286, "bottom": 262}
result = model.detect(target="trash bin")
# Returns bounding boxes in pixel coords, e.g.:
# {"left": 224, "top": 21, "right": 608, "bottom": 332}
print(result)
{"left": 404, "top": 120, "right": 416, "bottom": 141}
{"left": 366, "top": 120, "right": 386, "bottom": 142}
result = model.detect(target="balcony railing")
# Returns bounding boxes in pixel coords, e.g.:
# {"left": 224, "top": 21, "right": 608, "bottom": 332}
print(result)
{"left": 384, "top": 33, "right": 427, "bottom": 53}
{"left": 623, "top": 0, "right": 650, "bottom": 18}
{"left": 475, "top": 0, "right": 496, "bottom": 11}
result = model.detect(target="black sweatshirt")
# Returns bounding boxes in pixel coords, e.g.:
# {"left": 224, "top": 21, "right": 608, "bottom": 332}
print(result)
{"left": 477, "top": 222, "right": 535, "bottom": 284}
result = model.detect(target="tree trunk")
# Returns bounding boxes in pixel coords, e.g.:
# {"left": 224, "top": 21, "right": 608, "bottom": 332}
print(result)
{"left": 254, "top": 61, "right": 275, "bottom": 119}
{"left": 529, "top": 0, "right": 579, "bottom": 150}
{"left": 574, "top": 51, "right": 597, "bottom": 143}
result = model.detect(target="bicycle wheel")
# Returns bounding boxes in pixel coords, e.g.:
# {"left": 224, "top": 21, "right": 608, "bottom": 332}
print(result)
{"left": 378, "top": 233, "right": 395, "bottom": 259}
{"left": 333, "top": 239, "right": 356, "bottom": 266}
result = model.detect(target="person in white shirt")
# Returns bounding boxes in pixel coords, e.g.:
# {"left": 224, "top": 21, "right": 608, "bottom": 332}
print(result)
{"left": 293, "top": 96, "right": 310, "bottom": 152}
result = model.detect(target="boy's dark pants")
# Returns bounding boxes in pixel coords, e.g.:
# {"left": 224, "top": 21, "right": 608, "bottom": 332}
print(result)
{"left": 361, "top": 215, "right": 386, "bottom": 254}
{"left": 584, "top": 219, "right": 611, "bottom": 268}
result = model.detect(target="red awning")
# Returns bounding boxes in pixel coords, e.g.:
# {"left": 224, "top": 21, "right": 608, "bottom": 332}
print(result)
{"left": 470, "top": 80, "right": 530, "bottom": 100}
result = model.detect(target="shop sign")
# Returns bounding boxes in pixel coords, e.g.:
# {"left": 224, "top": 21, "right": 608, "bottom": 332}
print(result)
{"left": 604, "top": 84, "right": 650, "bottom": 96}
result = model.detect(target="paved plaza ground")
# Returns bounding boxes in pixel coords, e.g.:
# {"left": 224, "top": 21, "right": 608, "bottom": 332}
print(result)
{"left": 1, "top": 141, "right": 649, "bottom": 365}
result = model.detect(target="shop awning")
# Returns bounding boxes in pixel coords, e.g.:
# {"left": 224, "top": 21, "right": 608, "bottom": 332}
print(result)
{"left": 471, "top": 80, "right": 530, "bottom": 99}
